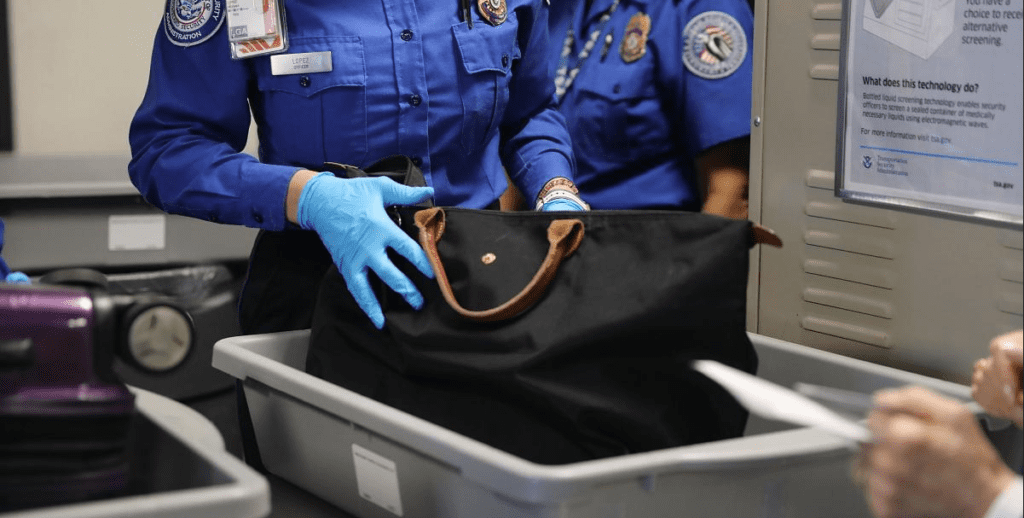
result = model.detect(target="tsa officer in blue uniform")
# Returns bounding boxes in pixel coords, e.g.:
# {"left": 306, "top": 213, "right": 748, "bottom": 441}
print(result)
{"left": 548, "top": 0, "right": 754, "bottom": 217}
{"left": 129, "top": 0, "right": 588, "bottom": 333}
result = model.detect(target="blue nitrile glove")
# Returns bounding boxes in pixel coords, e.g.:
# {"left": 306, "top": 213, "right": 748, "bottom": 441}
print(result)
{"left": 297, "top": 173, "right": 435, "bottom": 329}
{"left": 0, "top": 218, "right": 30, "bottom": 284}
{"left": 4, "top": 272, "right": 31, "bottom": 284}
{"left": 541, "top": 198, "right": 587, "bottom": 211}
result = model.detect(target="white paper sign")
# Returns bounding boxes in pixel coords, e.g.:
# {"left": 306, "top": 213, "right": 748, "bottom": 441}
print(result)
{"left": 352, "top": 444, "right": 403, "bottom": 516}
{"left": 108, "top": 215, "right": 166, "bottom": 251}
{"left": 837, "top": 0, "right": 1022, "bottom": 225}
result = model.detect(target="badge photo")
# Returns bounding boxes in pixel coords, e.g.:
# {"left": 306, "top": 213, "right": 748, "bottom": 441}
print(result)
{"left": 682, "top": 11, "right": 748, "bottom": 79}
{"left": 620, "top": 12, "right": 651, "bottom": 63}
{"left": 165, "top": 0, "right": 226, "bottom": 47}
{"left": 477, "top": 0, "right": 508, "bottom": 26}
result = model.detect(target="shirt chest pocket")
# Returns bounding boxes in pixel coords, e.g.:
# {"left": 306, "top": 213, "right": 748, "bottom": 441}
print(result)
{"left": 574, "top": 74, "right": 667, "bottom": 164}
{"left": 252, "top": 37, "right": 367, "bottom": 168}
{"left": 452, "top": 17, "right": 521, "bottom": 153}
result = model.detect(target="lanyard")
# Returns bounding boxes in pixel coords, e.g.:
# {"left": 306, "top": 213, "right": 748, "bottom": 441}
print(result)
{"left": 554, "top": 0, "right": 620, "bottom": 104}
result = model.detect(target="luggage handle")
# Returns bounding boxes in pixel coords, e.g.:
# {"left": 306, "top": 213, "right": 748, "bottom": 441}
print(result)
{"left": 414, "top": 208, "right": 584, "bottom": 322}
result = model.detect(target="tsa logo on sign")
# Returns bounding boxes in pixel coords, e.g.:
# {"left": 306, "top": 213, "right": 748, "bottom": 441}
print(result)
{"left": 862, "top": 156, "right": 873, "bottom": 169}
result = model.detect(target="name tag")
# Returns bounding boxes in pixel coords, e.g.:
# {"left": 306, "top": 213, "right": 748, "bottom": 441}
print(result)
{"left": 270, "top": 51, "right": 333, "bottom": 75}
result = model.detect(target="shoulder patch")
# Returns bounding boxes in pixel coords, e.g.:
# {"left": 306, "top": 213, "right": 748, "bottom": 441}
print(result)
{"left": 682, "top": 11, "right": 747, "bottom": 80}
{"left": 164, "top": 0, "right": 225, "bottom": 47}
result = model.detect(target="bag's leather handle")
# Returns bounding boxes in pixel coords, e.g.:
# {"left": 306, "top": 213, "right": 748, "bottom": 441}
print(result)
{"left": 414, "top": 208, "right": 584, "bottom": 322}
{"left": 752, "top": 224, "right": 783, "bottom": 248}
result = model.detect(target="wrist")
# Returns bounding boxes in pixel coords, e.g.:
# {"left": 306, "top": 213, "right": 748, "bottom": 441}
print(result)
{"left": 536, "top": 177, "right": 579, "bottom": 201}
{"left": 969, "top": 463, "right": 1017, "bottom": 518}
{"left": 287, "top": 169, "right": 325, "bottom": 225}
{"left": 536, "top": 188, "right": 589, "bottom": 211}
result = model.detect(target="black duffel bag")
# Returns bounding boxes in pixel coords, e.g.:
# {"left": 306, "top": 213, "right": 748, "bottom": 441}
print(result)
{"left": 307, "top": 205, "right": 781, "bottom": 465}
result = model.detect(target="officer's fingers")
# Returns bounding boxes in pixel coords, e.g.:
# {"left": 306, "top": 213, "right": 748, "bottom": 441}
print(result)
{"left": 374, "top": 178, "right": 434, "bottom": 207}
{"left": 388, "top": 232, "right": 435, "bottom": 280}
{"left": 342, "top": 267, "right": 386, "bottom": 329}
{"left": 369, "top": 255, "right": 424, "bottom": 311}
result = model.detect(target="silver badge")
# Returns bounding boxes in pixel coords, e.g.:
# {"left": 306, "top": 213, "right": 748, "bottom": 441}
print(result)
{"left": 270, "top": 51, "right": 333, "bottom": 75}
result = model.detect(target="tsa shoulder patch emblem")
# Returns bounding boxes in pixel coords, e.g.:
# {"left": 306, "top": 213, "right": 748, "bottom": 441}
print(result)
{"left": 682, "top": 11, "right": 747, "bottom": 80}
{"left": 164, "top": 0, "right": 225, "bottom": 47}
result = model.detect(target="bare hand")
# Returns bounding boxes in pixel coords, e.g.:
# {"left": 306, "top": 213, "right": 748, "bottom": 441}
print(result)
{"left": 857, "top": 386, "right": 1016, "bottom": 518}
{"left": 972, "top": 330, "right": 1023, "bottom": 428}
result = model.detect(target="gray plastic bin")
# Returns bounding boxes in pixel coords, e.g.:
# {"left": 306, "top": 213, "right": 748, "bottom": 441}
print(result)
{"left": 1, "top": 388, "right": 270, "bottom": 518}
{"left": 212, "top": 331, "right": 1022, "bottom": 518}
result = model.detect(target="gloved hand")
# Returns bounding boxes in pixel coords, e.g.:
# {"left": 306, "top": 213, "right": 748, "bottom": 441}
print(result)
{"left": 297, "top": 173, "right": 435, "bottom": 329}
{"left": 4, "top": 272, "right": 31, "bottom": 284}
{"left": 0, "top": 218, "right": 30, "bottom": 284}
{"left": 541, "top": 198, "right": 587, "bottom": 211}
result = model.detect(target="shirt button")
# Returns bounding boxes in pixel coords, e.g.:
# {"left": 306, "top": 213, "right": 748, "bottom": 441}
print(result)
{"left": 613, "top": 84, "right": 621, "bottom": 94}
{"left": 253, "top": 213, "right": 263, "bottom": 224}
{"left": 411, "top": 156, "right": 423, "bottom": 167}
{"left": 299, "top": 76, "right": 311, "bottom": 88}
{"left": 501, "top": 54, "right": 509, "bottom": 68}
{"left": 400, "top": 29, "right": 414, "bottom": 41}
{"left": 408, "top": 94, "right": 422, "bottom": 106}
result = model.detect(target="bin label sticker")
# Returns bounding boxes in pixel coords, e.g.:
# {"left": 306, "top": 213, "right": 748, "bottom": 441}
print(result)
{"left": 108, "top": 215, "right": 166, "bottom": 251}
{"left": 352, "top": 444, "right": 403, "bottom": 516}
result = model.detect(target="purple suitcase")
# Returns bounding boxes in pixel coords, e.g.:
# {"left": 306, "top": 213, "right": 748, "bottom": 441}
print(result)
{"left": 1, "top": 275, "right": 195, "bottom": 512}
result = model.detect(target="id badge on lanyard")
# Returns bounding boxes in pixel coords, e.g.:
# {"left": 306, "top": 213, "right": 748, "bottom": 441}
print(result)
{"left": 226, "top": 0, "right": 289, "bottom": 59}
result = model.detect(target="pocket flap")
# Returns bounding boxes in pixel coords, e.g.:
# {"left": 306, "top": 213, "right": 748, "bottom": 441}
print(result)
{"left": 255, "top": 37, "right": 365, "bottom": 97}
{"left": 452, "top": 18, "right": 521, "bottom": 74}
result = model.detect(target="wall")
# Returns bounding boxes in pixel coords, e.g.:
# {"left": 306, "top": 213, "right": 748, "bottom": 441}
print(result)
{"left": 0, "top": 0, "right": 257, "bottom": 270}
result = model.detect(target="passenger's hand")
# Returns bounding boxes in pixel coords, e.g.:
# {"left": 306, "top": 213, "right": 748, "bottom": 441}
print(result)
{"left": 856, "top": 386, "right": 1016, "bottom": 518}
{"left": 297, "top": 173, "right": 434, "bottom": 329}
{"left": 972, "top": 330, "right": 1023, "bottom": 428}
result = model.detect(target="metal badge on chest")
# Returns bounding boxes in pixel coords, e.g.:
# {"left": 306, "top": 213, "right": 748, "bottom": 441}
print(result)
{"left": 620, "top": 12, "right": 650, "bottom": 63}
{"left": 477, "top": 0, "right": 508, "bottom": 26}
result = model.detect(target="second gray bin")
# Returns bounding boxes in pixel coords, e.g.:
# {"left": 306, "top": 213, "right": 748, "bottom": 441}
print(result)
{"left": 212, "top": 331, "right": 1022, "bottom": 518}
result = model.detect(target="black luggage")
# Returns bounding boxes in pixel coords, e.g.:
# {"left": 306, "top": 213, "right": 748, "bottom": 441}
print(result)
{"left": 306, "top": 205, "right": 781, "bottom": 465}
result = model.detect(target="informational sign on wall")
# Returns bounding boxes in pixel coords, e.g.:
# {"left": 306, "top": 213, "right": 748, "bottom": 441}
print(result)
{"left": 836, "top": 0, "right": 1023, "bottom": 226}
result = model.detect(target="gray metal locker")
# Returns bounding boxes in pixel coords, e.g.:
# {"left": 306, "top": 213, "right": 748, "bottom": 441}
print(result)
{"left": 748, "top": 0, "right": 1022, "bottom": 383}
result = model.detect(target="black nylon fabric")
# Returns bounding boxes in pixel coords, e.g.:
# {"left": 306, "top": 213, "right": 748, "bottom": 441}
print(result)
{"left": 307, "top": 207, "right": 757, "bottom": 465}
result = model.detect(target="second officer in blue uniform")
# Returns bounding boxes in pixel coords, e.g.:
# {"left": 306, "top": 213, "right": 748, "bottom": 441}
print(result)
{"left": 548, "top": 0, "right": 753, "bottom": 216}
{"left": 130, "top": 0, "right": 587, "bottom": 333}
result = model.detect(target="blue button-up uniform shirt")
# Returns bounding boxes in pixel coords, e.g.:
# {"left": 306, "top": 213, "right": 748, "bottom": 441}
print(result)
{"left": 549, "top": 0, "right": 753, "bottom": 210}
{"left": 130, "top": 0, "right": 574, "bottom": 231}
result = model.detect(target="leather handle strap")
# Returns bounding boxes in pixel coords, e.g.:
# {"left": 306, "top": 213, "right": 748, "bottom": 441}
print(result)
{"left": 752, "top": 224, "right": 783, "bottom": 248}
{"left": 414, "top": 208, "right": 585, "bottom": 322}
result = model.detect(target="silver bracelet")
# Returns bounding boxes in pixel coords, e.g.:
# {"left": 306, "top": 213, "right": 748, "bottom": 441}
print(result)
{"left": 535, "top": 188, "right": 590, "bottom": 211}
